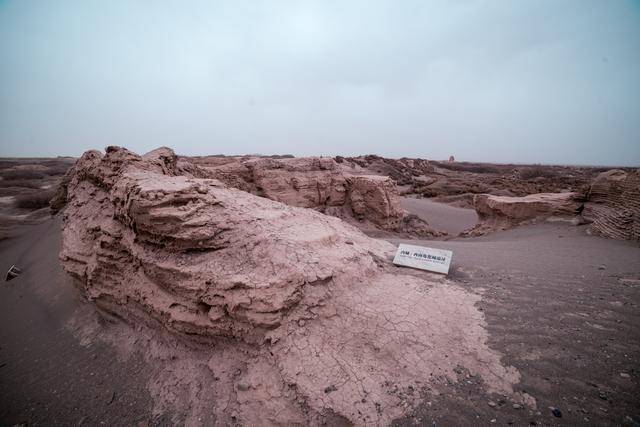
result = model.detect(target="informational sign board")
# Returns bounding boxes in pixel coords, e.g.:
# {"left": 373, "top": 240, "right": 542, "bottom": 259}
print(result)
{"left": 392, "top": 244, "right": 453, "bottom": 275}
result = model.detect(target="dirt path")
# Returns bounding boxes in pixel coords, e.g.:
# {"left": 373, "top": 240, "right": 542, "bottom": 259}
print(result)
{"left": 0, "top": 218, "right": 159, "bottom": 426}
{"left": 400, "top": 197, "right": 478, "bottom": 235}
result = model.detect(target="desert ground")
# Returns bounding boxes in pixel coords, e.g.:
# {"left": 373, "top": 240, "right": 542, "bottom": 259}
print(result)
{"left": 0, "top": 149, "right": 638, "bottom": 426}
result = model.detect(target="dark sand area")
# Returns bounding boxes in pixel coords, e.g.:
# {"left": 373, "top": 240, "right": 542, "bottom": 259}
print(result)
{"left": 0, "top": 219, "right": 157, "bottom": 426}
{"left": 388, "top": 224, "right": 640, "bottom": 426}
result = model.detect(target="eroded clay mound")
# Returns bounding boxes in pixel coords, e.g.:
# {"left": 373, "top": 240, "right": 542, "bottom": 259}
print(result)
{"left": 60, "top": 147, "right": 523, "bottom": 425}
{"left": 583, "top": 169, "right": 640, "bottom": 240}
{"left": 464, "top": 192, "right": 583, "bottom": 236}
{"left": 182, "top": 155, "right": 444, "bottom": 237}
{"left": 60, "top": 147, "right": 395, "bottom": 342}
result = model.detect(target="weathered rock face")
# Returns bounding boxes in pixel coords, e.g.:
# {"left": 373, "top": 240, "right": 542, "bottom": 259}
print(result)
{"left": 583, "top": 169, "right": 640, "bottom": 240}
{"left": 59, "top": 147, "right": 522, "bottom": 425}
{"left": 475, "top": 192, "right": 583, "bottom": 222}
{"left": 345, "top": 175, "right": 403, "bottom": 229}
{"left": 60, "top": 147, "right": 391, "bottom": 342}
{"left": 185, "top": 155, "right": 442, "bottom": 236}
{"left": 464, "top": 192, "right": 583, "bottom": 235}
{"left": 247, "top": 157, "right": 348, "bottom": 209}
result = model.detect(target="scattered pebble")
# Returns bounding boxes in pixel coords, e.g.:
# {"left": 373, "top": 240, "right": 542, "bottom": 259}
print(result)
{"left": 488, "top": 401, "right": 497, "bottom": 408}
{"left": 512, "top": 403, "right": 522, "bottom": 410}
{"left": 598, "top": 265, "right": 607, "bottom": 270}
{"left": 324, "top": 384, "right": 337, "bottom": 394}
{"left": 620, "top": 372, "right": 630, "bottom": 378}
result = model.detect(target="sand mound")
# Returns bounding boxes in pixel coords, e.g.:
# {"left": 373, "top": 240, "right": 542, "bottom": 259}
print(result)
{"left": 59, "top": 147, "right": 522, "bottom": 424}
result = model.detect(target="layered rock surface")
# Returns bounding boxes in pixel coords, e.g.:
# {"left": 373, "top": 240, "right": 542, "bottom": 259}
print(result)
{"left": 59, "top": 147, "right": 522, "bottom": 425}
{"left": 583, "top": 169, "right": 640, "bottom": 240}
{"left": 464, "top": 192, "right": 583, "bottom": 236}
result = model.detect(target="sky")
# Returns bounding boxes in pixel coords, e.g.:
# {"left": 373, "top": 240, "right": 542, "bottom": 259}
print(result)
{"left": 0, "top": 1, "right": 639, "bottom": 165}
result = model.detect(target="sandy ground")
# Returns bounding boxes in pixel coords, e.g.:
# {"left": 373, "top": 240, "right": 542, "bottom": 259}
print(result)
{"left": 388, "top": 224, "right": 640, "bottom": 425}
{"left": 0, "top": 218, "right": 159, "bottom": 426}
{"left": 400, "top": 197, "right": 478, "bottom": 235}
{"left": 1, "top": 216, "right": 639, "bottom": 425}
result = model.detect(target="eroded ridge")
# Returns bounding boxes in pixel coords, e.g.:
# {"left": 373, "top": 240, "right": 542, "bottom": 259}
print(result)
{"left": 180, "top": 155, "right": 445, "bottom": 237}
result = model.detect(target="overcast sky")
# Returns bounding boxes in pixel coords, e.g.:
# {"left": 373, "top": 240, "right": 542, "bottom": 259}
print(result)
{"left": 0, "top": 1, "right": 639, "bottom": 165}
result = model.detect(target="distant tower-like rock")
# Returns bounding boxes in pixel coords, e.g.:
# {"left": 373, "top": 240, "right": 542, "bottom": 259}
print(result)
{"left": 448, "top": 155, "right": 455, "bottom": 163}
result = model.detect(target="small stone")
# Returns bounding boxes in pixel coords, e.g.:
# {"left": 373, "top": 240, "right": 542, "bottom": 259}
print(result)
{"left": 619, "top": 372, "right": 630, "bottom": 378}
{"left": 598, "top": 265, "right": 606, "bottom": 270}
{"left": 297, "top": 319, "right": 306, "bottom": 327}
{"left": 324, "top": 385, "right": 337, "bottom": 394}
{"left": 236, "top": 382, "right": 250, "bottom": 391}
{"left": 488, "top": 401, "right": 497, "bottom": 408}
{"left": 345, "top": 241, "right": 354, "bottom": 245}
{"left": 551, "top": 408, "right": 562, "bottom": 418}
{"left": 513, "top": 403, "right": 522, "bottom": 410}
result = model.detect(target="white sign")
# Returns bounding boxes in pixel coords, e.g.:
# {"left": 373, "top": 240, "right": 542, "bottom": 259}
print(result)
{"left": 392, "top": 244, "right": 453, "bottom": 275}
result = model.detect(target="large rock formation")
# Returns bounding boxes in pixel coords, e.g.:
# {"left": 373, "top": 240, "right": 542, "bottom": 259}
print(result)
{"left": 583, "top": 169, "right": 640, "bottom": 240}
{"left": 181, "top": 155, "right": 443, "bottom": 237}
{"left": 464, "top": 192, "right": 584, "bottom": 236}
{"left": 59, "top": 147, "right": 522, "bottom": 425}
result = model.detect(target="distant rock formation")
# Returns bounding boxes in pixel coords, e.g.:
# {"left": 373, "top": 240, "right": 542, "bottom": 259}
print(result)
{"left": 583, "top": 169, "right": 640, "bottom": 240}
{"left": 463, "top": 169, "right": 640, "bottom": 240}
{"left": 463, "top": 192, "right": 584, "bottom": 236}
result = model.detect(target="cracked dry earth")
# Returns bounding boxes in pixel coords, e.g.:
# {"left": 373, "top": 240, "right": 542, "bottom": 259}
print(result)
{"left": 275, "top": 274, "right": 522, "bottom": 425}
